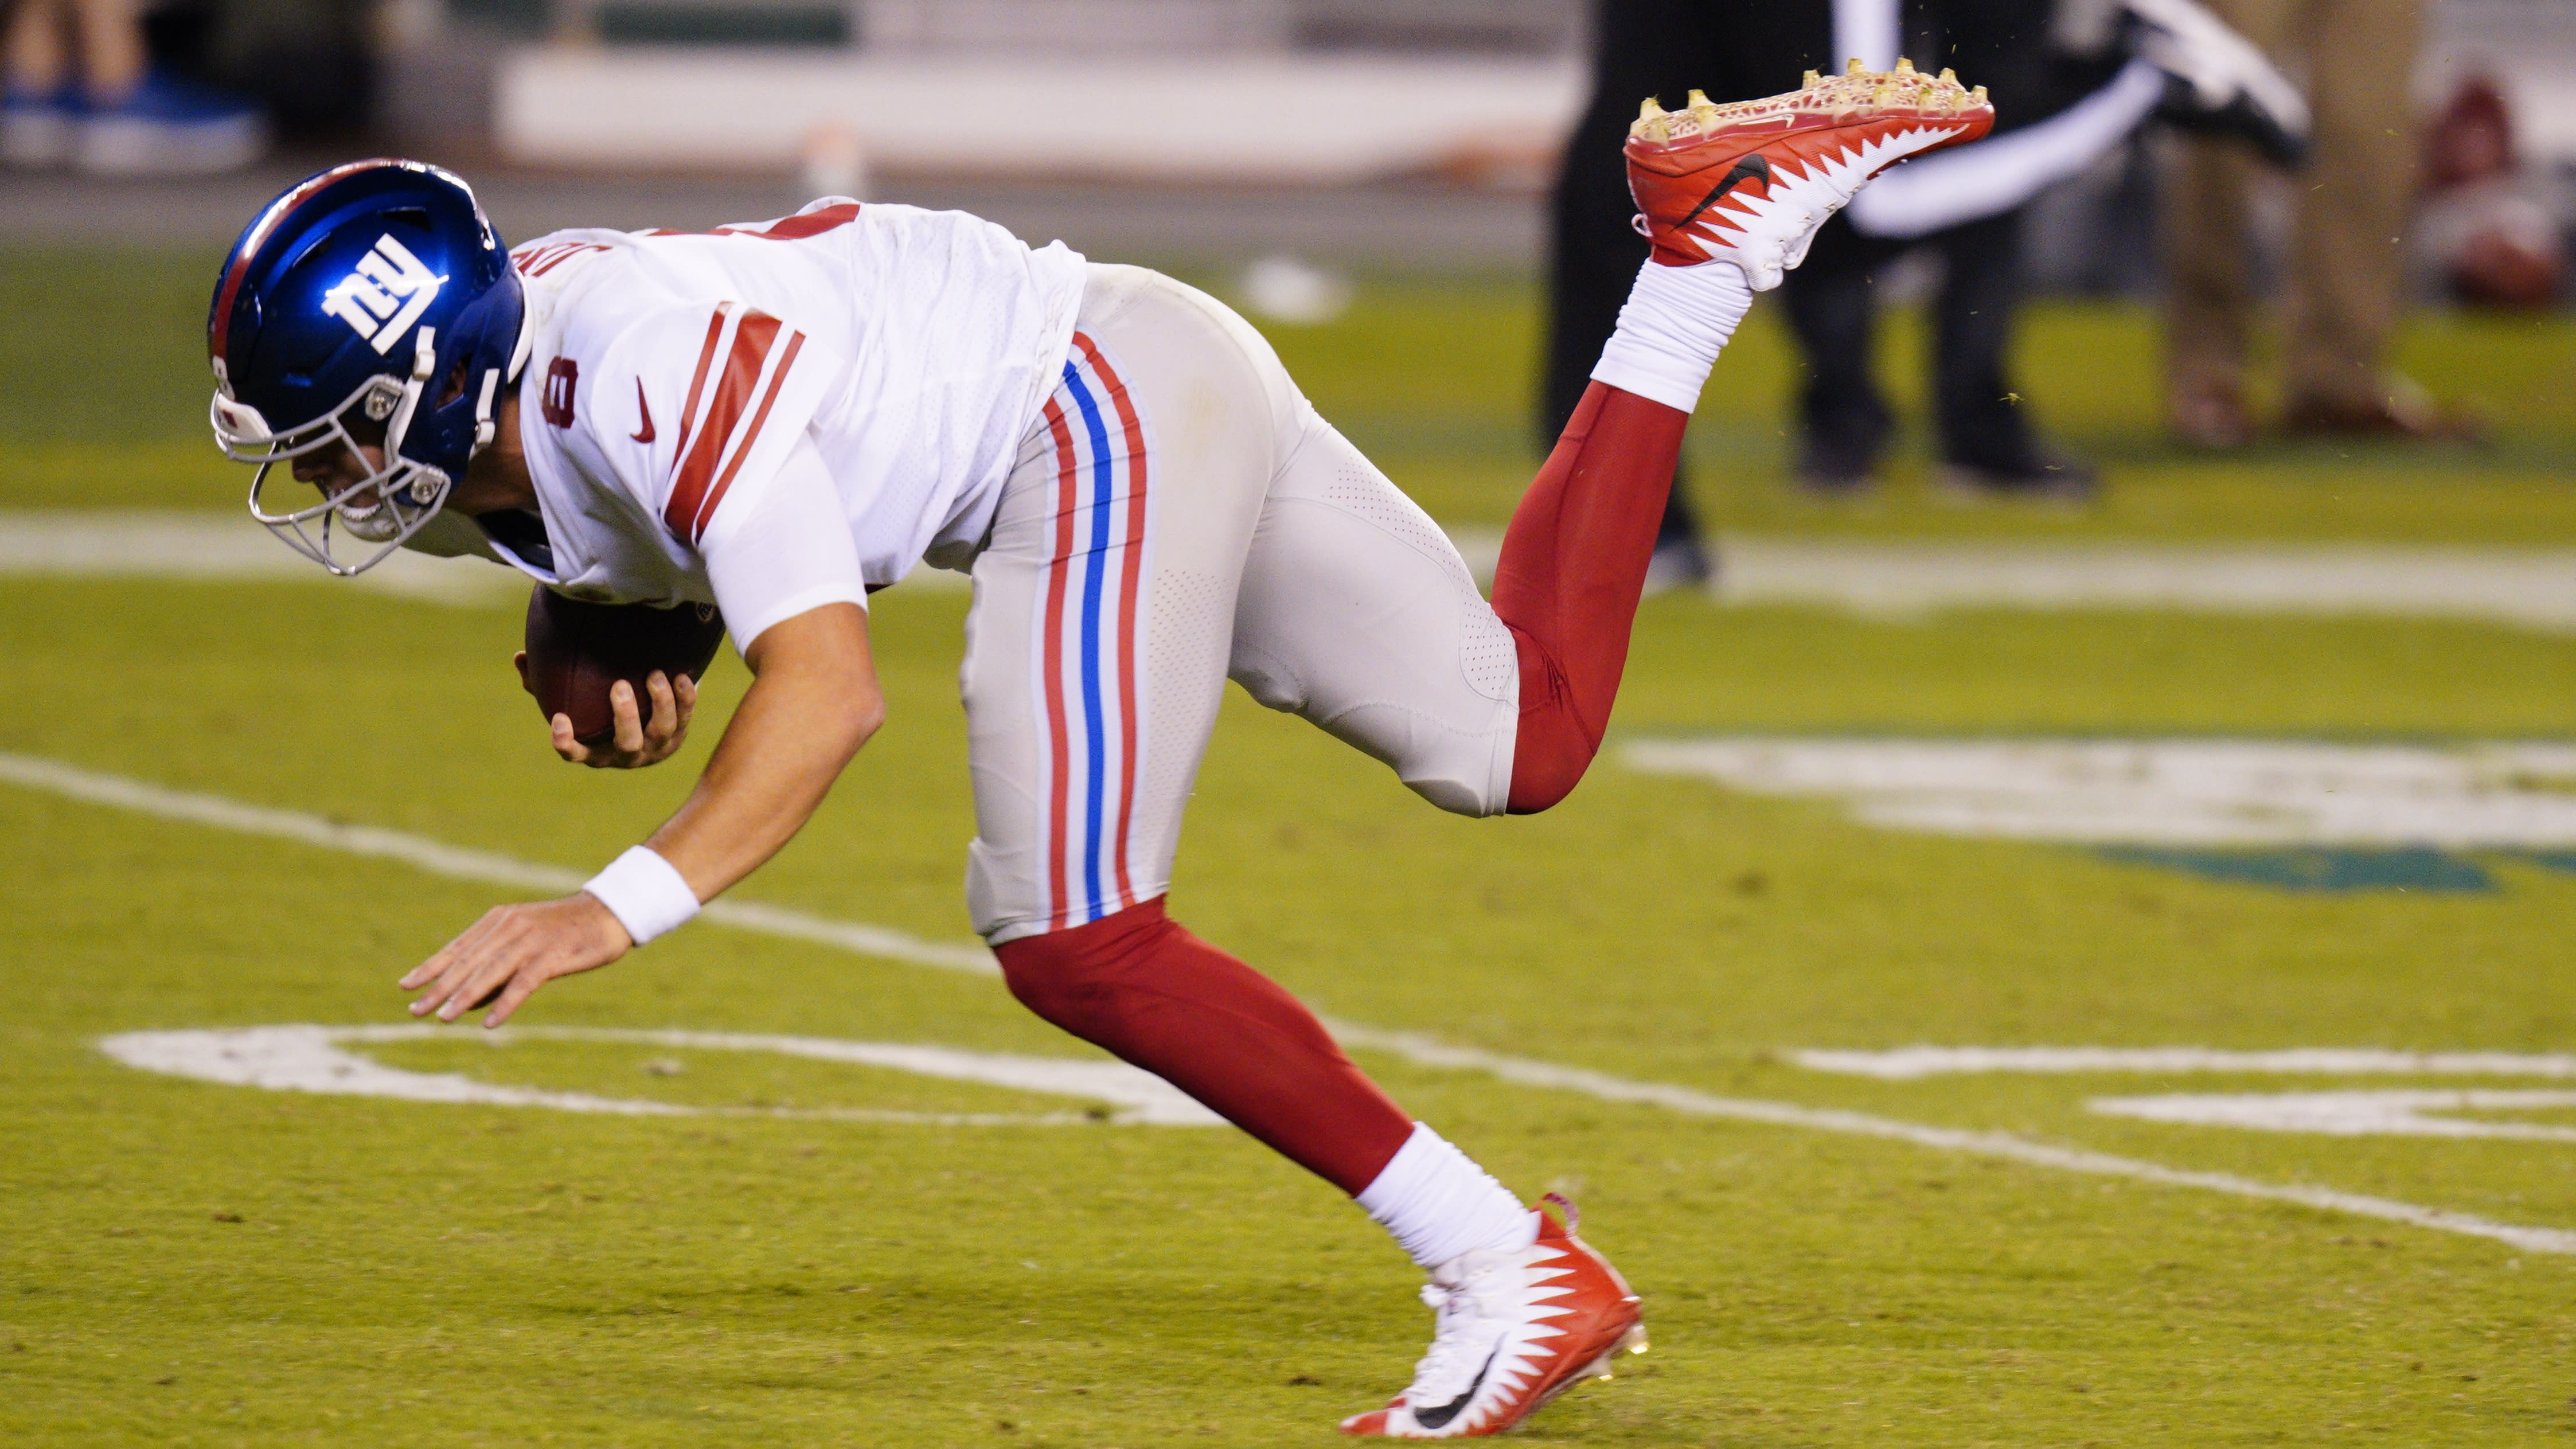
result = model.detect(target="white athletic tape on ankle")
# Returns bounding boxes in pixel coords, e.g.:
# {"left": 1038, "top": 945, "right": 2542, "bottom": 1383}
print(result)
{"left": 583, "top": 845, "right": 700, "bottom": 945}
{"left": 1590, "top": 259, "right": 1755, "bottom": 414}
{"left": 1356, "top": 1122, "right": 1539, "bottom": 1269}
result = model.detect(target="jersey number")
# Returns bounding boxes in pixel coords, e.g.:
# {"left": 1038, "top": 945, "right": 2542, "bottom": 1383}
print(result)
{"left": 541, "top": 357, "right": 579, "bottom": 429}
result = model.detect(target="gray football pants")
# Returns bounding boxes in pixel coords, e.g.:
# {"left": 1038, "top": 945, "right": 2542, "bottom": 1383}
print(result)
{"left": 960, "top": 263, "right": 1519, "bottom": 945}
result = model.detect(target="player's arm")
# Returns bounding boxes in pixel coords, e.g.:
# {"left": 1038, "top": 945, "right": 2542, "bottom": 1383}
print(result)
{"left": 401, "top": 428, "right": 876, "bottom": 1026}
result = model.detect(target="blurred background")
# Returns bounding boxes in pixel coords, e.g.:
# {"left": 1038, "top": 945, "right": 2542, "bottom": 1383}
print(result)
{"left": 2, "top": 0, "right": 2572, "bottom": 557}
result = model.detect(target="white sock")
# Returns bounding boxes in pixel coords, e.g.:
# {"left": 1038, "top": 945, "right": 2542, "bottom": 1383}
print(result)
{"left": 1356, "top": 1123, "right": 1539, "bottom": 1270}
{"left": 1587, "top": 259, "right": 1755, "bottom": 416}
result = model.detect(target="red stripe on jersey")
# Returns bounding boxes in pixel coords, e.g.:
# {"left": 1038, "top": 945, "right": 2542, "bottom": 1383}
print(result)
{"left": 684, "top": 330, "right": 805, "bottom": 542}
{"left": 745, "top": 204, "right": 861, "bottom": 240}
{"left": 1071, "top": 333, "right": 1148, "bottom": 911}
{"left": 663, "top": 310, "right": 781, "bottom": 543}
{"left": 1040, "top": 397, "right": 1081, "bottom": 934}
{"left": 639, "top": 204, "right": 862, "bottom": 243}
{"left": 668, "top": 307, "right": 729, "bottom": 464}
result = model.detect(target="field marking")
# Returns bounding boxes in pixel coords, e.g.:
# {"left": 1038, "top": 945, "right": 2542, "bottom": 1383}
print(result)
{"left": 0, "top": 511, "right": 969, "bottom": 603}
{"left": 9, "top": 750, "right": 2571, "bottom": 1258}
{"left": 1794, "top": 1045, "right": 2576, "bottom": 1079}
{"left": 1326, "top": 1025, "right": 2576, "bottom": 1256}
{"left": 0, "top": 751, "right": 998, "bottom": 976}
{"left": 100, "top": 1024, "right": 1222, "bottom": 1127}
{"left": 15, "top": 515, "right": 2576, "bottom": 624}
{"left": 2090, "top": 1089, "right": 2576, "bottom": 1142}
{"left": 1623, "top": 736, "right": 2576, "bottom": 847}
{"left": 1443, "top": 528, "right": 2576, "bottom": 632}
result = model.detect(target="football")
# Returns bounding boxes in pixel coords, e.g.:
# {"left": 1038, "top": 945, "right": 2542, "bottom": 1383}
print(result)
{"left": 520, "top": 585, "right": 727, "bottom": 748}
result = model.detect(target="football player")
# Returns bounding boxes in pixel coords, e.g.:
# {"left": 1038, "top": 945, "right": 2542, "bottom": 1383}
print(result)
{"left": 208, "top": 67, "right": 1987, "bottom": 1438}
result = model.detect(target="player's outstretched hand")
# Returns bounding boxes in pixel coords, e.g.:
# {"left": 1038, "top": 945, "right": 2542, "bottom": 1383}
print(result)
{"left": 549, "top": 669, "right": 696, "bottom": 769}
{"left": 400, "top": 893, "right": 633, "bottom": 1028}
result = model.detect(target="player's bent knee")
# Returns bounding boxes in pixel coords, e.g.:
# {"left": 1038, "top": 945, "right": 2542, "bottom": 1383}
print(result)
{"left": 1504, "top": 736, "right": 1595, "bottom": 815}
{"left": 992, "top": 899, "right": 1176, "bottom": 1038}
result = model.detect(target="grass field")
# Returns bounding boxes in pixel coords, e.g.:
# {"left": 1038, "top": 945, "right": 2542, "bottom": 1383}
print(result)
{"left": 6, "top": 245, "right": 2576, "bottom": 1446}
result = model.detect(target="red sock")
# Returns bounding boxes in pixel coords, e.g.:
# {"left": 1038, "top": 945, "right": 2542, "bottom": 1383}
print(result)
{"left": 993, "top": 899, "right": 1415, "bottom": 1195}
{"left": 1491, "top": 381, "right": 1691, "bottom": 813}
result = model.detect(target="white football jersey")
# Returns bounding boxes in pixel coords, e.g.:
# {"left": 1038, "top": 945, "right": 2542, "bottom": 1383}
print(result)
{"left": 474, "top": 200, "right": 1085, "bottom": 608}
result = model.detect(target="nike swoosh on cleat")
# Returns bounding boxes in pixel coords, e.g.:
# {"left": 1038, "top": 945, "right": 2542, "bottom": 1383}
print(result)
{"left": 1673, "top": 153, "right": 1773, "bottom": 233}
{"left": 1411, "top": 1348, "right": 1498, "bottom": 1432}
{"left": 631, "top": 380, "right": 656, "bottom": 444}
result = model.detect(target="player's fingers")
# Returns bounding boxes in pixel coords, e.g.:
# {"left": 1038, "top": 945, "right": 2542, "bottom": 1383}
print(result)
{"left": 551, "top": 713, "right": 590, "bottom": 764}
{"left": 401, "top": 906, "right": 507, "bottom": 990}
{"left": 431, "top": 924, "right": 530, "bottom": 1024}
{"left": 610, "top": 679, "right": 646, "bottom": 756}
{"left": 673, "top": 673, "right": 698, "bottom": 727}
{"left": 642, "top": 671, "right": 678, "bottom": 746}
{"left": 412, "top": 907, "right": 525, "bottom": 1007}
{"left": 479, "top": 966, "right": 551, "bottom": 1029}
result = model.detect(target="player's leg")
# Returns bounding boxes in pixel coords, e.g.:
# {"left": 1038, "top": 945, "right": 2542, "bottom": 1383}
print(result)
{"left": 959, "top": 263, "right": 1524, "bottom": 1221}
{"left": 1498, "top": 64, "right": 1993, "bottom": 815}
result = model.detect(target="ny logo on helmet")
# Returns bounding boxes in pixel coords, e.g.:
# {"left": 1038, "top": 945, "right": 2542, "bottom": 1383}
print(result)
{"left": 318, "top": 233, "right": 447, "bottom": 356}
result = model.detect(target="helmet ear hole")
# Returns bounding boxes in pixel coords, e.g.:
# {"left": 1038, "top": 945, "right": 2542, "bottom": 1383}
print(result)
{"left": 437, "top": 358, "right": 470, "bottom": 408}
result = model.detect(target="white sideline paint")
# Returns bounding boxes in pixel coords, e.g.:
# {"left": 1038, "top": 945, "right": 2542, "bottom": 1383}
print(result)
{"left": 1441, "top": 528, "right": 2576, "bottom": 634}
{"left": 1622, "top": 737, "right": 2576, "bottom": 847}
{"left": 1796, "top": 1046, "right": 2576, "bottom": 1080}
{"left": 0, "top": 511, "right": 530, "bottom": 607}
{"left": 10, "top": 751, "right": 2571, "bottom": 1257}
{"left": 2091, "top": 1089, "right": 2576, "bottom": 1142}
{"left": 99, "top": 1024, "right": 1221, "bottom": 1127}
{"left": 13, "top": 516, "right": 2576, "bottom": 623}
{"left": 1325, "top": 1024, "right": 2576, "bottom": 1257}
{"left": 0, "top": 751, "right": 998, "bottom": 976}
{"left": 0, "top": 511, "right": 974, "bottom": 600}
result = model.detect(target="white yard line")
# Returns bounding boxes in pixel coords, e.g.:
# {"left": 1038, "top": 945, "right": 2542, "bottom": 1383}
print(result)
{"left": 6, "top": 748, "right": 2569, "bottom": 1256}
{"left": 0, "top": 751, "right": 996, "bottom": 975}
{"left": 0, "top": 511, "right": 532, "bottom": 607}
{"left": 1330, "top": 1025, "right": 2576, "bottom": 1257}
{"left": 1443, "top": 527, "right": 2576, "bottom": 632}
{"left": 9, "top": 514, "right": 2576, "bottom": 624}
{"left": 1796, "top": 1045, "right": 2576, "bottom": 1079}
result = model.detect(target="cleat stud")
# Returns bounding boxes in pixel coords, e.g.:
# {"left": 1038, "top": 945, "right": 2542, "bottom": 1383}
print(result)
{"left": 1970, "top": 84, "right": 1988, "bottom": 103}
{"left": 1803, "top": 68, "right": 1821, "bottom": 87}
{"left": 1847, "top": 57, "right": 1867, "bottom": 75}
{"left": 1939, "top": 66, "right": 1958, "bottom": 83}
{"left": 1637, "top": 96, "right": 1666, "bottom": 120}
{"left": 1685, "top": 88, "right": 1714, "bottom": 110}
{"left": 1895, "top": 56, "right": 1915, "bottom": 73}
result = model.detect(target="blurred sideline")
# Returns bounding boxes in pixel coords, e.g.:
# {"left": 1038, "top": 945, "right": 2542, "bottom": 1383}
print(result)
{"left": 14, "top": 511, "right": 2576, "bottom": 630}
{"left": 0, "top": 165, "right": 1544, "bottom": 265}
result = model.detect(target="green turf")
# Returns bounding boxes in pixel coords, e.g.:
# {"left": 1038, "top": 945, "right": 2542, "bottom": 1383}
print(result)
{"left": 7, "top": 575, "right": 2576, "bottom": 1446}
{"left": 7, "top": 245, "right": 2576, "bottom": 1444}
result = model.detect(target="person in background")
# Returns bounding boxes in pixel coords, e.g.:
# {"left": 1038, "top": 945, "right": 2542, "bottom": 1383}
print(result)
{"left": 2161, "top": 0, "right": 2474, "bottom": 443}
{"left": 1547, "top": 0, "right": 2308, "bottom": 554}
{"left": 2, "top": 0, "right": 266, "bottom": 173}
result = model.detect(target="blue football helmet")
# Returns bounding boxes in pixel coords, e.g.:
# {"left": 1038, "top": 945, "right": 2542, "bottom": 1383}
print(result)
{"left": 209, "top": 158, "right": 526, "bottom": 575}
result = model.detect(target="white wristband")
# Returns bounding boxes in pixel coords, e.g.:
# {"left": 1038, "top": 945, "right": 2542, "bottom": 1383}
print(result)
{"left": 582, "top": 846, "right": 700, "bottom": 946}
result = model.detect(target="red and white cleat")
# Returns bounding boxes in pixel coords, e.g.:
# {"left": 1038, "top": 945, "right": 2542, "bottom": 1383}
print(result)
{"left": 1339, "top": 1196, "right": 1645, "bottom": 1439}
{"left": 1626, "top": 60, "right": 1996, "bottom": 289}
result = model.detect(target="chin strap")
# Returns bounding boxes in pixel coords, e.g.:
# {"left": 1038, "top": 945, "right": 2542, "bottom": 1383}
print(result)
{"left": 473, "top": 366, "right": 502, "bottom": 451}
{"left": 383, "top": 325, "right": 437, "bottom": 466}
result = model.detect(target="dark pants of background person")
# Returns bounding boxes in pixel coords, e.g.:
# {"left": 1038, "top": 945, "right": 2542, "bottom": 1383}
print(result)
{"left": 1544, "top": 0, "right": 2078, "bottom": 503}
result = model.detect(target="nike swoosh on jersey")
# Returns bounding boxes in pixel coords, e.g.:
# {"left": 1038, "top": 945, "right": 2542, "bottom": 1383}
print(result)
{"left": 1673, "top": 153, "right": 1774, "bottom": 233}
{"left": 631, "top": 380, "right": 657, "bottom": 444}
